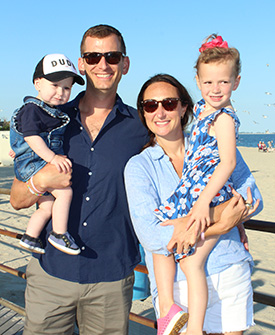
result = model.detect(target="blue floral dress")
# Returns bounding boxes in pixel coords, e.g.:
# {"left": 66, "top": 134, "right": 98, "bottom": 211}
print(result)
{"left": 154, "top": 99, "right": 240, "bottom": 222}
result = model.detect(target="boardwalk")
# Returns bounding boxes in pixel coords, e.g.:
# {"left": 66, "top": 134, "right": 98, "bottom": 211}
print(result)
{"left": 0, "top": 304, "right": 24, "bottom": 335}
{"left": 0, "top": 160, "right": 275, "bottom": 334}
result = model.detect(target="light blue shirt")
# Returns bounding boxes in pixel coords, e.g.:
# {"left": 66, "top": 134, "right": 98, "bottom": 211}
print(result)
{"left": 124, "top": 137, "right": 263, "bottom": 299}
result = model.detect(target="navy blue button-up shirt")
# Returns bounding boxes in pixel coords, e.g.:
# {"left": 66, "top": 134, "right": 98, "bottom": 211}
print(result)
{"left": 35, "top": 92, "right": 149, "bottom": 283}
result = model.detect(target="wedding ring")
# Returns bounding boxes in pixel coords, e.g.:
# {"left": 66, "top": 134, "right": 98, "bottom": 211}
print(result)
{"left": 245, "top": 202, "right": 253, "bottom": 209}
{"left": 183, "top": 246, "right": 191, "bottom": 254}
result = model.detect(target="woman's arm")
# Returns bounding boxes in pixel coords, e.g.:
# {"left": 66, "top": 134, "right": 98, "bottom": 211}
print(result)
{"left": 165, "top": 148, "right": 263, "bottom": 253}
{"left": 125, "top": 148, "right": 262, "bottom": 256}
{"left": 10, "top": 163, "right": 72, "bottom": 210}
{"left": 164, "top": 187, "right": 259, "bottom": 253}
{"left": 125, "top": 157, "right": 174, "bottom": 255}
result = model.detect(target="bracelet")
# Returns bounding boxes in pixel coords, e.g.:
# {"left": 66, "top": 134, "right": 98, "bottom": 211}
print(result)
{"left": 26, "top": 177, "right": 45, "bottom": 197}
{"left": 30, "top": 176, "right": 44, "bottom": 194}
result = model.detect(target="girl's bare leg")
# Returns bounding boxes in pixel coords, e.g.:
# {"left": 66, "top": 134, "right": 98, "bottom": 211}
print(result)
{"left": 180, "top": 236, "right": 219, "bottom": 335}
{"left": 153, "top": 253, "right": 176, "bottom": 318}
{"left": 49, "top": 186, "right": 73, "bottom": 234}
{"left": 25, "top": 195, "right": 54, "bottom": 238}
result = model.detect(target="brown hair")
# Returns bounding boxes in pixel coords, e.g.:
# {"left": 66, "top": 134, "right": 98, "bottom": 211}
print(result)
{"left": 137, "top": 74, "right": 194, "bottom": 149}
{"left": 195, "top": 34, "right": 241, "bottom": 77}
{"left": 80, "top": 24, "right": 126, "bottom": 55}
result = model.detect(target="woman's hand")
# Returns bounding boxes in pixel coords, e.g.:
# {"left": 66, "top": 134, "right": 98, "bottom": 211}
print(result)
{"left": 237, "top": 223, "right": 249, "bottom": 251}
{"left": 218, "top": 187, "right": 260, "bottom": 235}
{"left": 161, "top": 187, "right": 260, "bottom": 255}
{"left": 160, "top": 216, "right": 200, "bottom": 254}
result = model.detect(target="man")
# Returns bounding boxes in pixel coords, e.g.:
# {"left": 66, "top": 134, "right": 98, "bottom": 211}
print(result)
{"left": 10, "top": 24, "right": 148, "bottom": 335}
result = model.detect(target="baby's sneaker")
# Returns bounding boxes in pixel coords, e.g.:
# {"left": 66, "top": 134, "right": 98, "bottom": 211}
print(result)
{"left": 157, "top": 304, "right": 188, "bottom": 335}
{"left": 48, "top": 231, "right": 80, "bottom": 255}
{"left": 19, "top": 233, "right": 45, "bottom": 254}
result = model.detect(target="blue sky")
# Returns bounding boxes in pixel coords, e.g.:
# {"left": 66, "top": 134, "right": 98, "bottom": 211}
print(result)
{"left": 1, "top": 0, "right": 275, "bottom": 133}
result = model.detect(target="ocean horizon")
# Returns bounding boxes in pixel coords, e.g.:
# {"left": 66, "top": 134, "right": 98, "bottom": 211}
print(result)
{"left": 237, "top": 133, "right": 275, "bottom": 148}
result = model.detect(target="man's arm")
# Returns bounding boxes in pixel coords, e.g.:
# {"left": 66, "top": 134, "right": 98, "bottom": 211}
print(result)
{"left": 10, "top": 163, "right": 72, "bottom": 210}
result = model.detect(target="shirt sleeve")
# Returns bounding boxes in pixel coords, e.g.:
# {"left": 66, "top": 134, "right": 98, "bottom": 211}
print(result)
{"left": 18, "top": 104, "right": 46, "bottom": 137}
{"left": 124, "top": 156, "right": 173, "bottom": 256}
{"left": 231, "top": 148, "right": 263, "bottom": 215}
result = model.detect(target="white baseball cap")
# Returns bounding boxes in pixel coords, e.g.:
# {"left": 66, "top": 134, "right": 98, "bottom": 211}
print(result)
{"left": 33, "top": 53, "right": 84, "bottom": 85}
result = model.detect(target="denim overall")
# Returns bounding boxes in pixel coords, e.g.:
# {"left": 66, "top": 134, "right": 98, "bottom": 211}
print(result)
{"left": 10, "top": 97, "right": 70, "bottom": 182}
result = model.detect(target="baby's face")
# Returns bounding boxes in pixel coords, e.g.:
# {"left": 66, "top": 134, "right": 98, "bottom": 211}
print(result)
{"left": 34, "top": 77, "right": 73, "bottom": 106}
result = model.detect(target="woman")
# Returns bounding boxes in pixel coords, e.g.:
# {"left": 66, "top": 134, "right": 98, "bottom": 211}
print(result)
{"left": 124, "top": 74, "right": 262, "bottom": 335}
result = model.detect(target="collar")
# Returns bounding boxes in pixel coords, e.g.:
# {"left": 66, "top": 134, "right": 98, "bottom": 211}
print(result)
{"left": 146, "top": 133, "right": 190, "bottom": 161}
{"left": 65, "top": 92, "right": 131, "bottom": 117}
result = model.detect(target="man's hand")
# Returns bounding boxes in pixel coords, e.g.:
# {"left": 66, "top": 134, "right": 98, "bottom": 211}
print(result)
{"left": 33, "top": 163, "right": 72, "bottom": 192}
{"left": 10, "top": 163, "right": 72, "bottom": 210}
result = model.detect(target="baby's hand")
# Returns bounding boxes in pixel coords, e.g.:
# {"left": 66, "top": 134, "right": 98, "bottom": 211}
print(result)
{"left": 9, "top": 149, "right": 16, "bottom": 159}
{"left": 186, "top": 201, "right": 210, "bottom": 236}
{"left": 50, "top": 154, "right": 72, "bottom": 173}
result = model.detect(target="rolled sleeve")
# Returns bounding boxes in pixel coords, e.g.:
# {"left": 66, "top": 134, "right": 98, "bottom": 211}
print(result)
{"left": 125, "top": 156, "right": 174, "bottom": 255}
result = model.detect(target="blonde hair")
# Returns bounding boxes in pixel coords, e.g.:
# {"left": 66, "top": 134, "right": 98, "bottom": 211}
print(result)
{"left": 195, "top": 34, "right": 241, "bottom": 77}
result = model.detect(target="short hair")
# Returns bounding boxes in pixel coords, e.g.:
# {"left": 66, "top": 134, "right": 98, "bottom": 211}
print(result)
{"left": 195, "top": 34, "right": 241, "bottom": 77}
{"left": 137, "top": 74, "right": 194, "bottom": 149}
{"left": 80, "top": 24, "right": 126, "bottom": 55}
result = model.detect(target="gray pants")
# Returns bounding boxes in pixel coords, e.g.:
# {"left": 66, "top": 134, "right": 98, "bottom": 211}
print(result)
{"left": 24, "top": 258, "right": 134, "bottom": 335}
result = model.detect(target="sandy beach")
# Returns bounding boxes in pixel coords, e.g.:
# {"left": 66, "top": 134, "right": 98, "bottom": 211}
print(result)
{"left": 0, "top": 140, "right": 274, "bottom": 334}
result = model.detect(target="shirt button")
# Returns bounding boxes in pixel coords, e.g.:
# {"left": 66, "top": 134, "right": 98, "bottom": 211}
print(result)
{"left": 83, "top": 222, "right": 87, "bottom": 226}
{"left": 81, "top": 246, "right": 85, "bottom": 251}
{"left": 90, "top": 147, "right": 95, "bottom": 151}
{"left": 86, "top": 197, "right": 90, "bottom": 201}
{"left": 80, "top": 126, "right": 83, "bottom": 130}
{"left": 88, "top": 172, "right": 92, "bottom": 176}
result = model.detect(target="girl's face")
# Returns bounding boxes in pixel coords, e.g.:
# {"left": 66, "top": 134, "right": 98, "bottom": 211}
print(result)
{"left": 196, "top": 60, "right": 240, "bottom": 112}
{"left": 143, "top": 82, "right": 187, "bottom": 141}
{"left": 34, "top": 77, "right": 73, "bottom": 106}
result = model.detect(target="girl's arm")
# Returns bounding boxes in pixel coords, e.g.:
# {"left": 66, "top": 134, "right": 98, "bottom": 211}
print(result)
{"left": 25, "top": 135, "right": 72, "bottom": 173}
{"left": 187, "top": 112, "right": 237, "bottom": 231}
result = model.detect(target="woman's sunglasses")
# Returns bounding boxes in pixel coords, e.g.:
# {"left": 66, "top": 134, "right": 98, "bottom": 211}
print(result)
{"left": 141, "top": 98, "right": 182, "bottom": 113}
{"left": 82, "top": 52, "right": 124, "bottom": 65}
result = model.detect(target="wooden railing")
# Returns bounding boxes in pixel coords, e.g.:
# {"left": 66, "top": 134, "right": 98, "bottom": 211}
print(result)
{"left": 0, "top": 187, "right": 274, "bottom": 331}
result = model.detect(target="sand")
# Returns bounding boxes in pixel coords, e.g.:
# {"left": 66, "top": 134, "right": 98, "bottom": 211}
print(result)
{"left": 0, "top": 139, "right": 274, "bottom": 334}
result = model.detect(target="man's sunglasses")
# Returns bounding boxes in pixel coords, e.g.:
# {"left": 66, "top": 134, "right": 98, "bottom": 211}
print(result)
{"left": 141, "top": 98, "right": 182, "bottom": 113}
{"left": 82, "top": 52, "right": 125, "bottom": 65}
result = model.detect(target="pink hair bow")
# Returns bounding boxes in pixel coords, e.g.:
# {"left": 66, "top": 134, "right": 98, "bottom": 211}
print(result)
{"left": 199, "top": 36, "right": 228, "bottom": 52}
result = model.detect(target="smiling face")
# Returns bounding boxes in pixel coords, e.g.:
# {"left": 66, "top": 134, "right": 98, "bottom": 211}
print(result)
{"left": 143, "top": 82, "right": 187, "bottom": 141}
{"left": 78, "top": 34, "right": 129, "bottom": 96}
{"left": 34, "top": 77, "right": 73, "bottom": 106}
{"left": 196, "top": 60, "right": 240, "bottom": 112}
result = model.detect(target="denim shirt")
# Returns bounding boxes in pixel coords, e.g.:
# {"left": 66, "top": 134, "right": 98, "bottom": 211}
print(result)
{"left": 124, "top": 138, "right": 263, "bottom": 299}
{"left": 10, "top": 97, "right": 70, "bottom": 181}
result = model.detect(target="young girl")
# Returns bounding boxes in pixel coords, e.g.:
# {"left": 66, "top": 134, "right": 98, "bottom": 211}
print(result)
{"left": 153, "top": 35, "right": 242, "bottom": 335}
{"left": 10, "top": 54, "right": 84, "bottom": 255}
